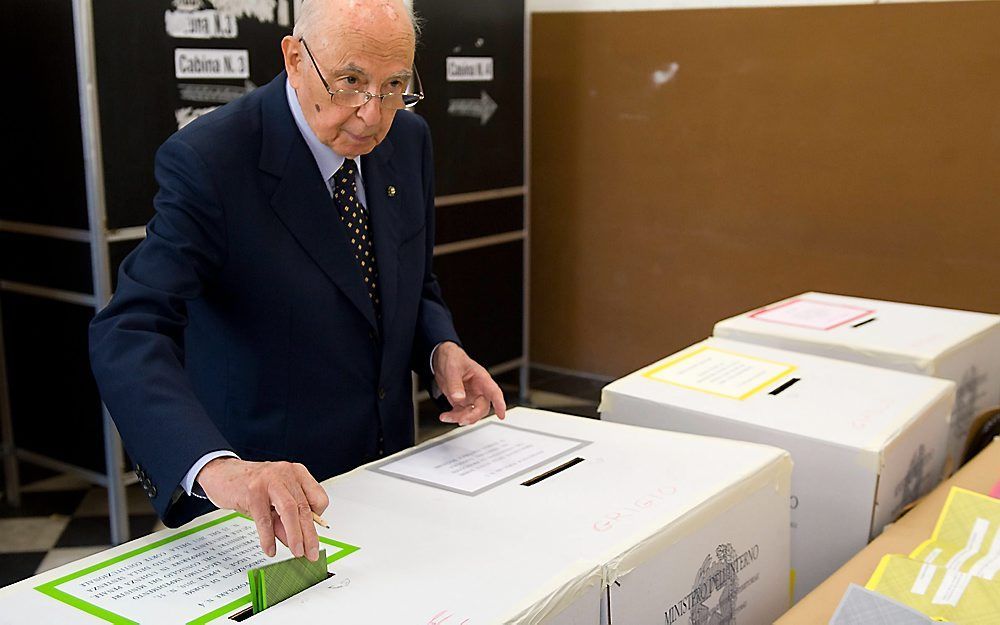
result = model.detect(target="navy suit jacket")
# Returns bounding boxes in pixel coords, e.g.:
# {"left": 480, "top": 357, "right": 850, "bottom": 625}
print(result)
{"left": 89, "top": 73, "right": 460, "bottom": 527}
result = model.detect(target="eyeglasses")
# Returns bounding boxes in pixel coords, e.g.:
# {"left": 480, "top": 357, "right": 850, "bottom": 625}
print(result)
{"left": 299, "top": 37, "right": 424, "bottom": 110}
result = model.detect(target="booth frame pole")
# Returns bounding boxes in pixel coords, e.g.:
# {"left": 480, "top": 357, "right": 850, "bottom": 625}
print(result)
{"left": 73, "top": 0, "right": 130, "bottom": 545}
{"left": 0, "top": 303, "right": 20, "bottom": 507}
{"left": 520, "top": 5, "right": 531, "bottom": 404}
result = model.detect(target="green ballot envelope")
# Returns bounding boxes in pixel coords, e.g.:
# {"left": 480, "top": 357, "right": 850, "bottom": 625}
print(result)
{"left": 248, "top": 549, "right": 329, "bottom": 614}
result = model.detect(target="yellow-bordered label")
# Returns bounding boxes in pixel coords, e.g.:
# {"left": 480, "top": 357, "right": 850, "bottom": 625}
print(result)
{"left": 643, "top": 346, "right": 797, "bottom": 400}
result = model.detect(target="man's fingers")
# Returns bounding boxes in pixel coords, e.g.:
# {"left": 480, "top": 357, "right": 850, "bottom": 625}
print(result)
{"left": 270, "top": 484, "right": 306, "bottom": 558}
{"left": 456, "top": 395, "right": 489, "bottom": 426}
{"left": 488, "top": 380, "right": 507, "bottom": 420}
{"left": 289, "top": 481, "right": 321, "bottom": 562}
{"left": 271, "top": 509, "right": 288, "bottom": 551}
{"left": 248, "top": 496, "right": 277, "bottom": 557}
{"left": 442, "top": 375, "right": 466, "bottom": 406}
{"left": 466, "top": 367, "right": 507, "bottom": 421}
{"left": 296, "top": 464, "right": 330, "bottom": 516}
{"left": 441, "top": 361, "right": 469, "bottom": 405}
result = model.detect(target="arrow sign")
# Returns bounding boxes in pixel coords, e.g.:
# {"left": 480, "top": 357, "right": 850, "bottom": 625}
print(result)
{"left": 447, "top": 90, "right": 497, "bottom": 125}
{"left": 177, "top": 79, "right": 257, "bottom": 104}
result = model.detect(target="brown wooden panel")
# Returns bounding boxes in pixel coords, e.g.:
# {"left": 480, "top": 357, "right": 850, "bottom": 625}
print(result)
{"left": 530, "top": 2, "right": 1000, "bottom": 377}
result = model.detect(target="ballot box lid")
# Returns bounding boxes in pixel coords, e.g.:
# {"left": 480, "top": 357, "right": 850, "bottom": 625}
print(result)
{"left": 600, "top": 337, "right": 955, "bottom": 451}
{"left": 0, "top": 409, "right": 791, "bottom": 625}
{"left": 714, "top": 292, "right": 1000, "bottom": 370}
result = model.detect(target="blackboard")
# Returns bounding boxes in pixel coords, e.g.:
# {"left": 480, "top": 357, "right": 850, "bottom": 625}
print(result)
{"left": 2, "top": 0, "right": 89, "bottom": 229}
{"left": 413, "top": 0, "right": 524, "bottom": 196}
{"left": 92, "top": 0, "right": 292, "bottom": 229}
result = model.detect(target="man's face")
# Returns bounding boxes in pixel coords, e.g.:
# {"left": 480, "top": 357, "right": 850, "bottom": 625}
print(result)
{"left": 283, "top": 16, "right": 415, "bottom": 158}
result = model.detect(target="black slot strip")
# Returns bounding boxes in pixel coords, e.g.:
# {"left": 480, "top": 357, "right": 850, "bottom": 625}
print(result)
{"left": 769, "top": 378, "right": 801, "bottom": 396}
{"left": 852, "top": 317, "right": 877, "bottom": 328}
{"left": 521, "top": 457, "right": 585, "bottom": 486}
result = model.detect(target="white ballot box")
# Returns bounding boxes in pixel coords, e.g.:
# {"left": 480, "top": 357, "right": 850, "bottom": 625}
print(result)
{"left": 0, "top": 409, "right": 791, "bottom": 625}
{"left": 713, "top": 292, "right": 1000, "bottom": 472}
{"left": 599, "top": 337, "right": 956, "bottom": 602}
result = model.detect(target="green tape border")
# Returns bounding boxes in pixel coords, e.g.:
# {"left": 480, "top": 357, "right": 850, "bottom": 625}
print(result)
{"left": 34, "top": 512, "right": 359, "bottom": 625}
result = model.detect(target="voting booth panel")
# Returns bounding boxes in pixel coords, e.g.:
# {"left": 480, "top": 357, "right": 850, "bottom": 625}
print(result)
{"left": 714, "top": 292, "right": 1000, "bottom": 472}
{"left": 1, "top": 0, "right": 529, "bottom": 541}
{"left": 412, "top": 0, "right": 528, "bottom": 377}
{"left": 599, "top": 337, "right": 955, "bottom": 602}
{"left": 0, "top": 409, "right": 790, "bottom": 624}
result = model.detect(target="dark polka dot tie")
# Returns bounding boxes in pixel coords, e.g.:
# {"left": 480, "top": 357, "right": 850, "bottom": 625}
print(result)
{"left": 332, "top": 161, "right": 381, "bottom": 321}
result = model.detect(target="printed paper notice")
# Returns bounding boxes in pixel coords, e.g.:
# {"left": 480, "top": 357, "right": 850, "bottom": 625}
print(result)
{"left": 446, "top": 57, "right": 494, "bottom": 81}
{"left": 34, "top": 513, "right": 358, "bottom": 625}
{"left": 643, "top": 346, "right": 796, "bottom": 400}
{"left": 165, "top": 10, "right": 239, "bottom": 39}
{"left": 749, "top": 298, "right": 875, "bottom": 330}
{"left": 175, "top": 48, "right": 249, "bottom": 79}
{"left": 370, "top": 423, "right": 589, "bottom": 495}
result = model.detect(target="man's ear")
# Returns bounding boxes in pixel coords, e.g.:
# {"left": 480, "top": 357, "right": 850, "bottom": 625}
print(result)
{"left": 281, "top": 36, "right": 302, "bottom": 88}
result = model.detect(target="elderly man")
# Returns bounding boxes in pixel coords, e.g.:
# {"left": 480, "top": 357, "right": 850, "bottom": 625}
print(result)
{"left": 89, "top": 0, "right": 505, "bottom": 563}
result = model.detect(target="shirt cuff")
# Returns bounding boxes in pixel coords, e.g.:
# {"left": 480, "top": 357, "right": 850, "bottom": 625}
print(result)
{"left": 429, "top": 342, "right": 444, "bottom": 375}
{"left": 429, "top": 342, "right": 446, "bottom": 398}
{"left": 182, "top": 450, "right": 239, "bottom": 498}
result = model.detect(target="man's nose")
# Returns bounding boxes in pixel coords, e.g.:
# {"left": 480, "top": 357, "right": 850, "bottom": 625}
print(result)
{"left": 356, "top": 97, "right": 382, "bottom": 126}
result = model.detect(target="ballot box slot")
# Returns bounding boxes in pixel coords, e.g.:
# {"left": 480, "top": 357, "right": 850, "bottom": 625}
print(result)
{"left": 229, "top": 572, "right": 335, "bottom": 620}
{"left": 768, "top": 378, "right": 801, "bottom": 396}
{"left": 521, "top": 456, "right": 584, "bottom": 486}
{"left": 851, "top": 317, "right": 877, "bottom": 328}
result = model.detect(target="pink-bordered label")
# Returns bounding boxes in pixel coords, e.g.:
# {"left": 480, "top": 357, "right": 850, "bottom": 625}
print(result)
{"left": 748, "top": 298, "right": 875, "bottom": 331}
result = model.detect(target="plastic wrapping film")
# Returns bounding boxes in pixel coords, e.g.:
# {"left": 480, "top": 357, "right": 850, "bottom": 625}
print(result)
{"left": 505, "top": 565, "right": 603, "bottom": 624}
{"left": 712, "top": 327, "right": 936, "bottom": 374}
{"left": 599, "top": 452, "right": 792, "bottom": 587}
{"left": 714, "top": 291, "right": 1000, "bottom": 376}
{"left": 862, "top": 381, "right": 955, "bottom": 455}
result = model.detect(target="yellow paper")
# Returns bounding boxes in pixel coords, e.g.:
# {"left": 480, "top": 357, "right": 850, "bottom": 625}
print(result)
{"left": 909, "top": 488, "right": 1000, "bottom": 579}
{"left": 866, "top": 555, "right": 1000, "bottom": 623}
{"left": 864, "top": 488, "right": 1000, "bottom": 623}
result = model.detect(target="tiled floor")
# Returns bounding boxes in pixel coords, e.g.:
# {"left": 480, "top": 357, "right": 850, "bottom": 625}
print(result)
{"left": 0, "top": 463, "right": 165, "bottom": 588}
{"left": 0, "top": 366, "right": 609, "bottom": 588}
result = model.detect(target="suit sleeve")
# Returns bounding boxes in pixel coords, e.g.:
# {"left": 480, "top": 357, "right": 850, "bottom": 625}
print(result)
{"left": 410, "top": 117, "right": 462, "bottom": 380}
{"left": 89, "top": 136, "right": 233, "bottom": 526}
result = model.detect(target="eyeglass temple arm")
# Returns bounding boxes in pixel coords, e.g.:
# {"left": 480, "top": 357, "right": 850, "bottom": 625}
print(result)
{"left": 298, "top": 37, "right": 335, "bottom": 96}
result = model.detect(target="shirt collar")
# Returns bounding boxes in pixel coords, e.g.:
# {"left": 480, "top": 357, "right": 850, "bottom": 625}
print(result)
{"left": 285, "top": 77, "right": 362, "bottom": 186}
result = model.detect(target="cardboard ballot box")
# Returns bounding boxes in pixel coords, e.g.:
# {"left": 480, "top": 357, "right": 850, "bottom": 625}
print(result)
{"left": 713, "top": 292, "right": 1000, "bottom": 472}
{"left": 775, "top": 438, "right": 1000, "bottom": 624}
{"left": 599, "top": 337, "right": 956, "bottom": 602}
{"left": 0, "top": 409, "right": 791, "bottom": 625}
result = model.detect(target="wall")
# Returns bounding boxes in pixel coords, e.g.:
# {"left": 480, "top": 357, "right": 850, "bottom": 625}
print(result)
{"left": 529, "top": 0, "right": 1000, "bottom": 377}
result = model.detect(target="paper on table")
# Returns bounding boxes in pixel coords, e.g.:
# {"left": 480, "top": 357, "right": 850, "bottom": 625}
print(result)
{"left": 33, "top": 513, "right": 358, "bottom": 625}
{"left": 370, "top": 422, "right": 589, "bottom": 495}
{"left": 829, "top": 584, "right": 937, "bottom": 625}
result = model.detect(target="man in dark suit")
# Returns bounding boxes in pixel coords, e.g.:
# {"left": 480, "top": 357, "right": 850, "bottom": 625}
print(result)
{"left": 89, "top": 0, "right": 505, "bottom": 563}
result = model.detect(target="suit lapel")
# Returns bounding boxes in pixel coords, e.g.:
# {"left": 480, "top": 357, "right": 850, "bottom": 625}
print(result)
{"left": 363, "top": 141, "right": 402, "bottom": 335}
{"left": 260, "top": 75, "right": 379, "bottom": 333}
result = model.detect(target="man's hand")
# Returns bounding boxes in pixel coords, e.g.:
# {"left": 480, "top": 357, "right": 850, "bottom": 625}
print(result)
{"left": 196, "top": 457, "right": 329, "bottom": 561}
{"left": 433, "top": 342, "right": 507, "bottom": 426}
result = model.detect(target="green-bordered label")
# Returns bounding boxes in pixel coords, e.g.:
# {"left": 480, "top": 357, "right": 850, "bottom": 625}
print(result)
{"left": 34, "top": 512, "right": 358, "bottom": 625}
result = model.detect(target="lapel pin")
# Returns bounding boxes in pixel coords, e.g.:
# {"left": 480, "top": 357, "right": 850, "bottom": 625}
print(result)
{"left": 386, "top": 185, "right": 397, "bottom": 197}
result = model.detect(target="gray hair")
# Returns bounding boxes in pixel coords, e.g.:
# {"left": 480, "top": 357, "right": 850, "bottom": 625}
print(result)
{"left": 292, "top": 0, "right": 422, "bottom": 43}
